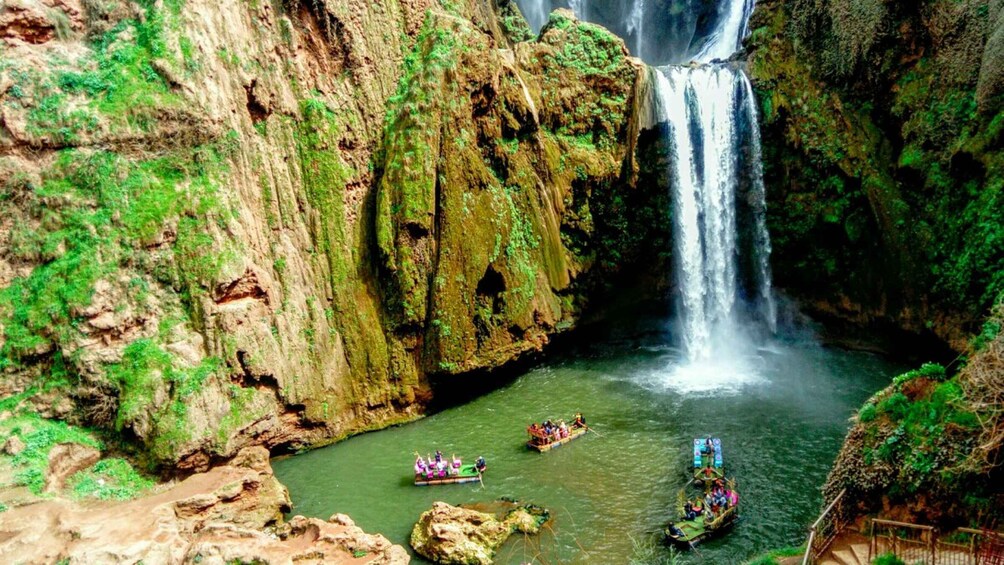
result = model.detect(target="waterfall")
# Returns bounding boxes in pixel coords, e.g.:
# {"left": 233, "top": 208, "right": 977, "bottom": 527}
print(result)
{"left": 625, "top": 0, "right": 645, "bottom": 61}
{"left": 655, "top": 66, "right": 746, "bottom": 360}
{"left": 653, "top": 0, "right": 775, "bottom": 362}
{"left": 510, "top": 0, "right": 776, "bottom": 364}
{"left": 689, "top": 0, "right": 755, "bottom": 62}
{"left": 519, "top": 0, "right": 550, "bottom": 35}
{"left": 568, "top": 0, "right": 585, "bottom": 20}
{"left": 740, "top": 77, "right": 778, "bottom": 333}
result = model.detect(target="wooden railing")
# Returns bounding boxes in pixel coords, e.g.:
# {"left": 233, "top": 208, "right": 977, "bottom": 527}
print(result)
{"left": 869, "top": 520, "right": 1004, "bottom": 565}
{"left": 801, "top": 489, "right": 847, "bottom": 565}
{"left": 800, "top": 495, "right": 1004, "bottom": 565}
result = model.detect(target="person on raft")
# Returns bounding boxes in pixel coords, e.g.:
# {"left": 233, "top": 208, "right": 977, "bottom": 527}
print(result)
{"left": 667, "top": 522, "right": 686, "bottom": 538}
{"left": 475, "top": 456, "right": 487, "bottom": 473}
{"left": 704, "top": 436, "right": 714, "bottom": 453}
{"left": 572, "top": 413, "right": 586, "bottom": 429}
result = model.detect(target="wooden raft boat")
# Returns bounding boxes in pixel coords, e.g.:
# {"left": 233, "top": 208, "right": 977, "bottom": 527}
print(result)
{"left": 526, "top": 426, "right": 588, "bottom": 453}
{"left": 414, "top": 463, "right": 483, "bottom": 486}
{"left": 664, "top": 501, "right": 739, "bottom": 548}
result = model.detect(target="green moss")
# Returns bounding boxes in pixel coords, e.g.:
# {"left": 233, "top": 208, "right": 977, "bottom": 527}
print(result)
{"left": 1, "top": 413, "right": 102, "bottom": 495}
{"left": 293, "top": 94, "right": 392, "bottom": 400}
{"left": 541, "top": 16, "right": 625, "bottom": 78}
{"left": 68, "top": 457, "right": 154, "bottom": 500}
{"left": 0, "top": 145, "right": 228, "bottom": 369}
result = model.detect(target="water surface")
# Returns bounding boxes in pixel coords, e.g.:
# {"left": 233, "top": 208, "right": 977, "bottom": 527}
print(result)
{"left": 274, "top": 326, "right": 903, "bottom": 564}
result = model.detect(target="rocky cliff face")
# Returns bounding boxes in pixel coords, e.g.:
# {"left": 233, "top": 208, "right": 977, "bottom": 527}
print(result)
{"left": 747, "top": 0, "right": 1003, "bottom": 350}
{"left": 0, "top": 0, "right": 654, "bottom": 470}
{"left": 821, "top": 307, "right": 1003, "bottom": 527}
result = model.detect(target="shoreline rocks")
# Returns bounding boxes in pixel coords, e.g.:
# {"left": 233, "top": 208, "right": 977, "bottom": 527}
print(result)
{"left": 410, "top": 501, "right": 548, "bottom": 565}
{"left": 0, "top": 446, "right": 409, "bottom": 564}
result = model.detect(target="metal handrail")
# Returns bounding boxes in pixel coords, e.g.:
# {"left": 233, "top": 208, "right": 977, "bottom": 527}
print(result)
{"left": 812, "top": 490, "right": 846, "bottom": 531}
{"left": 801, "top": 489, "right": 846, "bottom": 565}
{"left": 801, "top": 529, "right": 816, "bottom": 565}
{"left": 872, "top": 518, "right": 935, "bottom": 530}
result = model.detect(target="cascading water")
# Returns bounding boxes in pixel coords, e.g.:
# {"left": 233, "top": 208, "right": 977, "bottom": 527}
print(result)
{"left": 690, "top": 0, "right": 755, "bottom": 62}
{"left": 625, "top": 0, "right": 645, "bottom": 61}
{"left": 652, "top": 0, "right": 776, "bottom": 364}
{"left": 653, "top": 64, "right": 775, "bottom": 364}
{"left": 513, "top": 0, "right": 777, "bottom": 379}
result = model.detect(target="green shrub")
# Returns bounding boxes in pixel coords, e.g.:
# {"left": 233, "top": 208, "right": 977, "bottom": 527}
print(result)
{"left": 858, "top": 403, "right": 877, "bottom": 422}
{"left": 2, "top": 414, "right": 103, "bottom": 495}
{"left": 892, "top": 363, "right": 947, "bottom": 386}
{"left": 873, "top": 553, "right": 905, "bottom": 565}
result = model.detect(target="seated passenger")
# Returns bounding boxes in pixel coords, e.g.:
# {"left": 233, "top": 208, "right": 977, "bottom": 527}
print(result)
{"left": 684, "top": 502, "right": 697, "bottom": 520}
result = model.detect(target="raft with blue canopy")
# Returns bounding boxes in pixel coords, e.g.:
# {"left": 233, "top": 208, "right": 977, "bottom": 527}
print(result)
{"left": 692, "top": 437, "right": 724, "bottom": 486}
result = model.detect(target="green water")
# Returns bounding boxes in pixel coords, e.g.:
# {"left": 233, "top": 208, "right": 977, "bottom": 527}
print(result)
{"left": 273, "top": 326, "right": 904, "bottom": 564}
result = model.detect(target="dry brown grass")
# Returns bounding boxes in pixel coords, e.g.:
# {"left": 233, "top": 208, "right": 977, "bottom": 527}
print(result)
{"left": 960, "top": 306, "right": 1004, "bottom": 470}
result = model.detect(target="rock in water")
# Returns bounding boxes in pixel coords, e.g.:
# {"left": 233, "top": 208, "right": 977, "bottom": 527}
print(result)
{"left": 410, "top": 501, "right": 548, "bottom": 564}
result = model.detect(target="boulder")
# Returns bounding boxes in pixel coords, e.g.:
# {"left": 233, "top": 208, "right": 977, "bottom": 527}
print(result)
{"left": 2, "top": 435, "right": 25, "bottom": 456}
{"left": 410, "top": 501, "right": 549, "bottom": 565}
{"left": 44, "top": 442, "right": 100, "bottom": 493}
{"left": 0, "top": 446, "right": 408, "bottom": 564}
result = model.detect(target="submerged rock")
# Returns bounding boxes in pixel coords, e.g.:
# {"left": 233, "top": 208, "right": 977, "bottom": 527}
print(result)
{"left": 410, "top": 501, "right": 548, "bottom": 564}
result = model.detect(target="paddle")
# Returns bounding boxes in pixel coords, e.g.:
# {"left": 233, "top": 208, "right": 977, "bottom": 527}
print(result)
{"left": 586, "top": 426, "right": 604, "bottom": 438}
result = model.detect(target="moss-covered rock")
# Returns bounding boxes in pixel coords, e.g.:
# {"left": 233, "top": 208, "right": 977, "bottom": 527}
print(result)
{"left": 375, "top": 8, "right": 650, "bottom": 375}
{"left": 748, "top": 0, "right": 1004, "bottom": 349}
{"left": 822, "top": 307, "right": 1003, "bottom": 527}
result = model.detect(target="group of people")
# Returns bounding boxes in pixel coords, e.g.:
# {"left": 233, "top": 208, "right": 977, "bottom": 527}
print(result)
{"left": 414, "top": 450, "right": 462, "bottom": 478}
{"left": 414, "top": 450, "right": 486, "bottom": 478}
{"left": 683, "top": 479, "right": 738, "bottom": 523}
{"left": 526, "top": 413, "right": 587, "bottom": 445}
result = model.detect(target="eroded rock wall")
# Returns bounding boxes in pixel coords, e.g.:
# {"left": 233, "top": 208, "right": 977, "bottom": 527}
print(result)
{"left": 0, "top": 0, "right": 652, "bottom": 469}
{"left": 748, "top": 0, "right": 1004, "bottom": 350}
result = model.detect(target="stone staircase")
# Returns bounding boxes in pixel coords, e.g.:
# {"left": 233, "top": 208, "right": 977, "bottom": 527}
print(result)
{"left": 817, "top": 533, "right": 871, "bottom": 565}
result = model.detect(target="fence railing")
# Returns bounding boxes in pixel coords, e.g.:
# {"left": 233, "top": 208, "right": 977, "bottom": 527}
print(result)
{"left": 801, "top": 489, "right": 847, "bottom": 565}
{"left": 869, "top": 520, "right": 1004, "bottom": 565}
{"left": 800, "top": 496, "right": 1004, "bottom": 565}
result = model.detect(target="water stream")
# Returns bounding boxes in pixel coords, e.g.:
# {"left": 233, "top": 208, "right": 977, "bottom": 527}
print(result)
{"left": 274, "top": 323, "right": 905, "bottom": 563}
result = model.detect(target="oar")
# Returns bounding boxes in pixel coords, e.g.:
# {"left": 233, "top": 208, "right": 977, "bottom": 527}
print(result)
{"left": 586, "top": 426, "right": 604, "bottom": 438}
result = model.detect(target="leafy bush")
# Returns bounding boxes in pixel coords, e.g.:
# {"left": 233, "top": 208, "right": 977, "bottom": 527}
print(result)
{"left": 873, "top": 553, "right": 905, "bottom": 565}
{"left": 892, "top": 363, "right": 947, "bottom": 386}
{"left": 858, "top": 403, "right": 877, "bottom": 423}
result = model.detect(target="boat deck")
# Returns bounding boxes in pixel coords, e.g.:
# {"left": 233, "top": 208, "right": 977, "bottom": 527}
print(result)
{"left": 527, "top": 427, "right": 588, "bottom": 452}
{"left": 414, "top": 464, "right": 482, "bottom": 486}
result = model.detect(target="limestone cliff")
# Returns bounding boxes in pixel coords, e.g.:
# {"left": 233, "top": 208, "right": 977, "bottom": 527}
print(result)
{"left": 0, "top": 0, "right": 652, "bottom": 472}
{"left": 747, "top": 0, "right": 1004, "bottom": 350}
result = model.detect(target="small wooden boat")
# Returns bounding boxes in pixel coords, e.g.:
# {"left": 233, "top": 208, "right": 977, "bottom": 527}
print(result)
{"left": 692, "top": 437, "right": 724, "bottom": 486}
{"left": 664, "top": 503, "right": 739, "bottom": 548}
{"left": 414, "top": 463, "right": 484, "bottom": 486}
{"left": 526, "top": 425, "right": 588, "bottom": 453}
{"left": 665, "top": 484, "right": 740, "bottom": 548}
